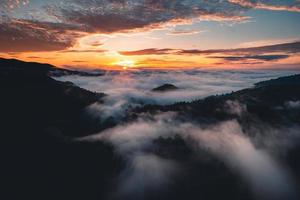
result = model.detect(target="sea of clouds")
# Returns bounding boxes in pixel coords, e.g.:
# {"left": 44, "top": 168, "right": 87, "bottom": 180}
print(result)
{"left": 55, "top": 69, "right": 300, "bottom": 200}
{"left": 80, "top": 113, "right": 299, "bottom": 200}
{"left": 55, "top": 69, "right": 298, "bottom": 120}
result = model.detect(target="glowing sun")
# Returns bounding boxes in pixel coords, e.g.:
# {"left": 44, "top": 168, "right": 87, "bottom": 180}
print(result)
{"left": 114, "top": 60, "right": 135, "bottom": 69}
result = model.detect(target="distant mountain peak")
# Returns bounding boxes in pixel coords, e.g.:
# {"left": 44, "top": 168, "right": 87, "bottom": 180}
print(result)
{"left": 152, "top": 83, "right": 179, "bottom": 92}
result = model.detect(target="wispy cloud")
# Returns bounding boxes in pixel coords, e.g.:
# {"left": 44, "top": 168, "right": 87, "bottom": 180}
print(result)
{"left": 0, "top": 0, "right": 251, "bottom": 52}
{"left": 229, "top": 0, "right": 300, "bottom": 12}
{"left": 119, "top": 41, "right": 300, "bottom": 56}
{"left": 80, "top": 113, "right": 299, "bottom": 200}
{"left": 0, "top": 19, "right": 83, "bottom": 52}
{"left": 167, "top": 29, "right": 203, "bottom": 36}
{"left": 118, "top": 41, "right": 300, "bottom": 64}
{"left": 60, "top": 49, "right": 107, "bottom": 53}
{"left": 119, "top": 48, "right": 176, "bottom": 56}
{"left": 211, "top": 54, "right": 290, "bottom": 62}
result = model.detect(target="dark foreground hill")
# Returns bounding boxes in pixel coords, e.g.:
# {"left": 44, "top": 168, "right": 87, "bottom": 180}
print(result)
{"left": 0, "top": 58, "right": 120, "bottom": 200}
{"left": 0, "top": 58, "right": 107, "bottom": 137}
{"left": 1, "top": 58, "right": 300, "bottom": 200}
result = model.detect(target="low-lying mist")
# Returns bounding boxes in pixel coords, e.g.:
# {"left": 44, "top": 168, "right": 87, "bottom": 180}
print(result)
{"left": 80, "top": 111, "right": 299, "bottom": 200}
{"left": 55, "top": 69, "right": 298, "bottom": 121}
{"left": 57, "top": 69, "right": 300, "bottom": 200}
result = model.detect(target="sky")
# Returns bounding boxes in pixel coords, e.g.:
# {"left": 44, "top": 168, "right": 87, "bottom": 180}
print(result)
{"left": 0, "top": 0, "right": 300, "bottom": 70}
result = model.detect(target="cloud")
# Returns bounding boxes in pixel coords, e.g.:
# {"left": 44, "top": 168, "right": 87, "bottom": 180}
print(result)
{"left": 46, "top": 0, "right": 300, "bottom": 38}
{"left": 0, "top": 19, "right": 82, "bottom": 52}
{"left": 0, "top": 0, "right": 250, "bottom": 53}
{"left": 167, "top": 29, "right": 202, "bottom": 36}
{"left": 87, "top": 40, "right": 103, "bottom": 47}
{"left": 229, "top": 0, "right": 300, "bottom": 12}
{"left": 119, "top": 41, "right": 300, "bottom": 56}
{"left": 119, "top": 41, "right": 300, "bottom": 65}
{"left": 54, "top": 69, "right": 297, "bottom": 123}
{"left": 134, "top": 58, "right": 199, "bottom": 69}
{"left": 182, "top": 120, "right": 298, "bottom": 200}
{"left": 60, "top": 49, "right": 107, "bottom": 53}
{"left": 80, "top": 113, "right": 181, "bottom": 198}
{"left": 1, "top": 1, "right": 300, "bottom": 52}
{"left": 211, "top": 54, "right": 290, "bottom": 62}
{"left": 49, "top": 0, "right": 249, "bottom": 35}
{"left": 224, "top": 100, "right": 247, "bottom": 116}
{"left": 119, "top": 48, "right": 175, "bottom": 56}
{"left": 237, "top": 38, "right": 300, "bottom": 48}
{"left": 114, "top": 153, "right": 179, "bottom": 199}
{"left": 63, "top": 68, "right": 300, "bottom": 199}
{"left": 285, "top": 100, "right": 300, "bottom": 109}
{"left": 72, "top": 60, "right": 86, "bottom": 63}
{"left": 80, "top": 113, "right": 299, "bottom": 200}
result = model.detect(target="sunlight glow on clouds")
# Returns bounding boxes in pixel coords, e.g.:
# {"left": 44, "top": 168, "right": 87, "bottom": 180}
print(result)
{"left": 1, "top": 0, "right": 300, "bottom": 69}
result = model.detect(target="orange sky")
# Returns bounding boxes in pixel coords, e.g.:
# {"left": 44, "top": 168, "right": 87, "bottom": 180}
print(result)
{"left": 1, "top": 39, "right": 299, "bottom": 70}
{"left": 1, "top": 32, "right": 300, "bottom": 70}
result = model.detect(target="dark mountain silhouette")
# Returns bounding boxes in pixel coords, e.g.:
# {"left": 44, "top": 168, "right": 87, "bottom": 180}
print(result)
{"left": 0, "top": 58, "right": 108, "bottom": 137}
{"left": 152, "top": 83, "right": 179, "bottom": 92}
{"left": 50, "top": 68, "right": 104, "bottom": 77}
{"left": 136, "top": 74, "right": 300, "bottom": 126}
{"left": 1, "top": 58, "right": 300, "bottom": 200}
{"left": 0, "top": 58, "right": 120, "bottom": 200}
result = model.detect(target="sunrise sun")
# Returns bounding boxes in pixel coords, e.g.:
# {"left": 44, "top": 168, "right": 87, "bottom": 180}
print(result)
{"left": 114, "top": 60, "right": 135, "bottom": 70}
